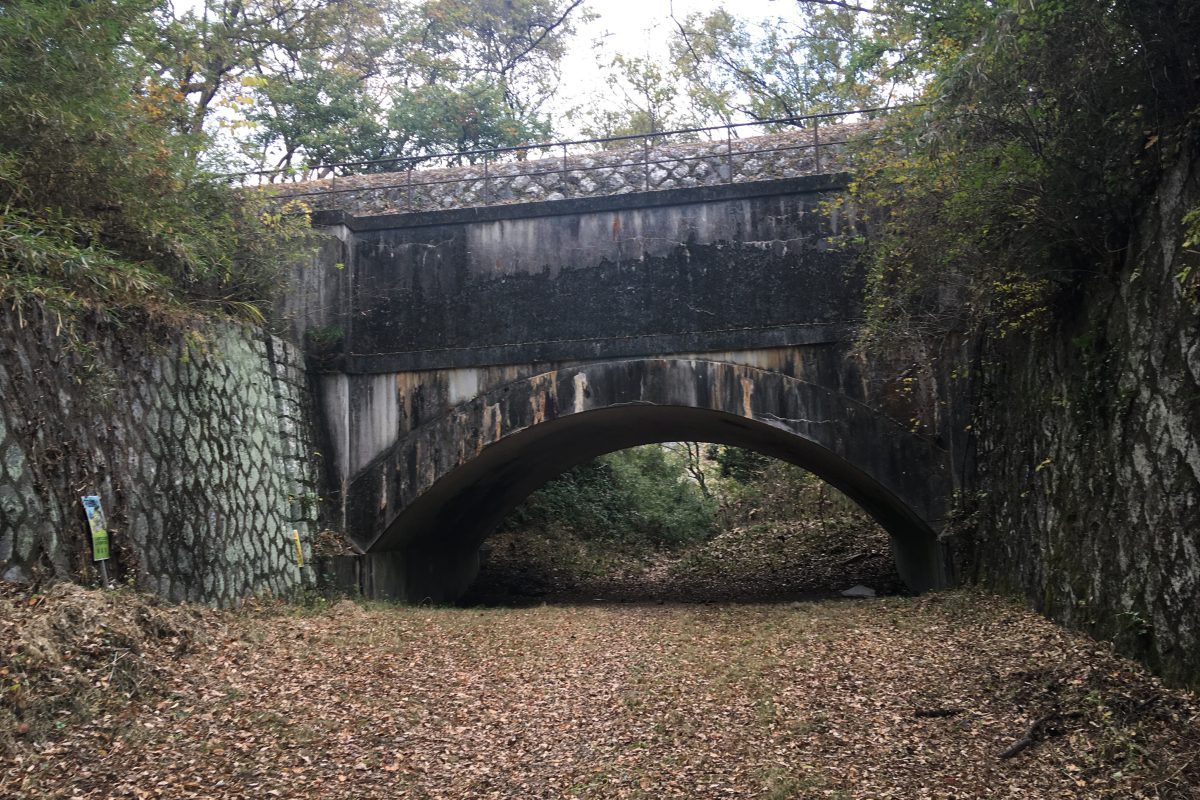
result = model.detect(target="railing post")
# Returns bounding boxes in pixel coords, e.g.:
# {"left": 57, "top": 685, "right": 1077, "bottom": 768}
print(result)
{"left": 483, "top": 156, "right": 490, "bottom": 203}
{"left": 643, "top": 136, "right": 651, "bottom": 191}
{"left": 562, "top": 143, "right": 569, "bottom": 196}
{"left": 725, "top": 124, "right": 734, "bottom": 183}
{"left": 406, "top": 163, "right": 414, "bottom": 210}
{"left": 813, "top": 116, "right": 821, "bottom": 173}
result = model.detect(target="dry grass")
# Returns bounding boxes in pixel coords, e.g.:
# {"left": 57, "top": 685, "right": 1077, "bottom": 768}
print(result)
{"left": 0, "top": 583, "right": 218, "bottom": 753}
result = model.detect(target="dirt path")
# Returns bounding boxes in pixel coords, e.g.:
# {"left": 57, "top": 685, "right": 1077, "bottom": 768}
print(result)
{"left": 4, "top": 591, "right": 1199, "bottom": 799}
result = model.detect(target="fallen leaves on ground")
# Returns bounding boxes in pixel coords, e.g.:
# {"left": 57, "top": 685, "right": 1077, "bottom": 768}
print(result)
{"left": 469, "top": 512, "right": 898, "bottom": 605}
{"left": 4, "top": 589, "right": 1198, "bottom": 798}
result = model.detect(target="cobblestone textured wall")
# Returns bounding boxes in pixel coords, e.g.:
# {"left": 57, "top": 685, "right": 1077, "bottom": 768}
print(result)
{"left": 961, "top": 148, "right": 1200, "bottom": 687}
{"left": 277, "top": 123, "right": 870, "bottom": 217}
{"left": 0, "top": 309, "right": 322, "bottom": 605}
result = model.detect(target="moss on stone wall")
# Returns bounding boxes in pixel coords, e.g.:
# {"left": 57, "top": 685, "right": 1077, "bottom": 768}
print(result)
{"left": 0, "top": 306, "right": 323, "bottom": 606}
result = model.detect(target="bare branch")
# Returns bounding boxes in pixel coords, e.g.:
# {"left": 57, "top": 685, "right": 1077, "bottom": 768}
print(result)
{"left": 498, "top": 0, "right": 588, "bottom": 77}
{"left": 796, "top": 0, "right": 881, "bottom": 14}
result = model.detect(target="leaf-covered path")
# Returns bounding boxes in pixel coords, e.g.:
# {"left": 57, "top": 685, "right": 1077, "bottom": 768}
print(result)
{"left": 6, "top": 592, "right": 1199, "bottom": 799}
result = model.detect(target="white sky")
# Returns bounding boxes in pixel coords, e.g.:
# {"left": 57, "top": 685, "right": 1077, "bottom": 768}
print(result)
{"left": 557, "top": 0, "right": 787, "bottom": 130}
{"left": 566, "top": 0, "right": 783, "bottom": 66}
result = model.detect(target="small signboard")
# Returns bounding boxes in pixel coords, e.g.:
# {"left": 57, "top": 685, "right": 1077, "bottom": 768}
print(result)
{"left": 292, "top": 529, "right": 304, "bottom": 568}
{"left": 81, "top": 496, "right": 109, "bottom": 562}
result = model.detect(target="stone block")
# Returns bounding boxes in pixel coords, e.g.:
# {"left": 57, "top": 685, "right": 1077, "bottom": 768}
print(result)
{"left": 2, "top": 564, "right": 30, "bottom": 584}
{"left": 4, "top": 444, "right": 25, "bottom": 481}
{"left": 0, "top": 484, "right": 24, "bottom": 525}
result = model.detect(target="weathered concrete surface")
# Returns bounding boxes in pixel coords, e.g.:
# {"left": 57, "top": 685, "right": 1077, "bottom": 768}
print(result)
{"left": 324, "top": 175, "right": 860, "bottom": 373}
{"left": 302, "top": 176, "right": 881, "bottom": 479}
{"left": 344, "top": 358, "right": 950, "bottom": 602}
{"left": 0, "top": 308, "right": 322, "bottom": 605}
{"left": 292, "top": 170, "right": 955, "bottom": 602}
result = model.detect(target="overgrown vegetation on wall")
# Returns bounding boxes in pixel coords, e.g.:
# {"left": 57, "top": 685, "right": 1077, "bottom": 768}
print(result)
{"left": 847, "top": 0, "right": 1200, "bottom": 343}
{"left": 825, "top": 0, "right": 1200, "bottom": 687}
{"left": 0, "top": 0, "right": 588, "bottom": 325}
{"left": 0, "top": 0, "right": 314, "bottom": 325}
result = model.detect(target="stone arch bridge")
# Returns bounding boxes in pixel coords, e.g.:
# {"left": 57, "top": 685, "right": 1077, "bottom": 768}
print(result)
{"left": 276, "top": 122, "right": 956, "bottom": 602}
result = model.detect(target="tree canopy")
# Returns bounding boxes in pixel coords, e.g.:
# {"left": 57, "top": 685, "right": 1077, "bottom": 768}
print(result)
{"left": 0, "top": 0, "right": 587, "bottom": 321}
{"left": 839, "top": 0, "right": 1200, "bottom": 344}
{"left": 153, "top": 0, "right": 587, "bottom": 174}
{"left": 0, "top": 0, "right": 297, "bottom": 321}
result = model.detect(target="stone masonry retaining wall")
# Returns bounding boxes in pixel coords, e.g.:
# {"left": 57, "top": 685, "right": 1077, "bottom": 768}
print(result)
{"left": 275, "top": 123, "right": 871, "bottom": 217}
{"left": 961, "top": 148, "right": 1200, "bottom": 687}
{"left": 0, "top": 308, "right": 321, "bottom": 606}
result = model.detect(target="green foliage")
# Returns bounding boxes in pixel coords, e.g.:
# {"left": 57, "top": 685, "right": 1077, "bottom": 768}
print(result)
{"left": 0, "top": 0, "right": 188, "bottom": 243}
{"left": 378, "top": 0, "right": 585, "bottom": 162}
{"left": 661, "top": 0, "right": 1199, "bottom": 341}
{"left": 574, "top": 54, "right": 701, "bottom": 142}
{"left": 505, "top": 445, "right": 869, "bottom": 556}
{"left": 0, "top": 0, "right": 315, "bottom": 322}
{"left": 504, "top": 445, "right": 716, "bottom": 548}
{"left": 1180, "top": 205, "right": 1200, "bottom": 296}
{"left": 605, "top": 446, "right": 716, "bottom": 545}
{"left": 846, "top": 0, "right": 1200, "bottom": 345}
{"left": 483, "top": 448, "right": 896, "bottom": 602}
{"left": 669, "top": 3, "right": 911, "bottom": 123}
{"left": 247, "top": 58, "right": 389, "bottom": 171}
{"left": 1185, "top": 207, "right": 1200, "bottom": 252}
{"left": 1, "top": 0, "right": 571, "bottom": 315}
{"left": 706, "top": 444, "right": 772, "bottom": 484}
{"left": 389, "top": 80, "right": 548, "bottom": 162}
{"left": 178, "top": 0, "right": 587, "bottom": 173}
{"left": 0, "top": 212, "right": 175, "bottom": 321}
{"left": 410, "top": 0, "right": 583, "bottom": 115}
{"left": 711, "top": 455, "right": 859, "bottom": 522}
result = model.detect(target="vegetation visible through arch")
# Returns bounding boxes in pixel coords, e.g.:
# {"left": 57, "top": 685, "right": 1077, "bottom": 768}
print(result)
{"left": 470, "top": 445, "right": 898, "bottom": 604}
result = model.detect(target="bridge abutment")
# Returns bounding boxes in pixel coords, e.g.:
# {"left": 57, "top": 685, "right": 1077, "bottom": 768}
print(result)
{"left": 342, "top": 546, "right": 481, "bottom": 604}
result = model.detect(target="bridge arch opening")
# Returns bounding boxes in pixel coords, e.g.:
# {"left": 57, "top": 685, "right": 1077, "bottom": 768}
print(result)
{"left": 368, "top": 404, "right": 945, "bottom": 603}
{"left": 469, "top": 440, "right": 901, "bottom": 605}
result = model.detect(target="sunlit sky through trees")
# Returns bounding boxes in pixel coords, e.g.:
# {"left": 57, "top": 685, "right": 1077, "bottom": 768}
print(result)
{"left": 543, "top": 0, "right": 785, "bottom": 131}
{"left": 171, "top": 0, "right": 786, "bottom": 146}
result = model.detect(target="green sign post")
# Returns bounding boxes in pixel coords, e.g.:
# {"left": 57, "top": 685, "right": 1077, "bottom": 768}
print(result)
{"left": 81, "top": 495, "right": 110, "bottom": 586}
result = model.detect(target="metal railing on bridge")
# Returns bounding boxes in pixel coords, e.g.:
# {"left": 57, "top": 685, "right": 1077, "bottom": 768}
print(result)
{"left": 233, "top": 106, "right": 907, "bottom": 213}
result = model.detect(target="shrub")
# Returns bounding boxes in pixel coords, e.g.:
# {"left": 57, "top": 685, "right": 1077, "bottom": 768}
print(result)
{"left": 504, "top": 445, "right": 716, "bottom": 548}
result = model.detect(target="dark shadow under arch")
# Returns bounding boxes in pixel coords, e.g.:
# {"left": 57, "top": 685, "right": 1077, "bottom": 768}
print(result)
{"left": 365, "top": 404, "right": 947, "bottom": 603}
